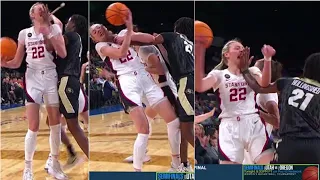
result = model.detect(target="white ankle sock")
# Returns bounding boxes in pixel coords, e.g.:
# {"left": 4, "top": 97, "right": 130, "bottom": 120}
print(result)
{"left": 49, "top": 124, "right": 61, "bottom": 158}
{"left": 167, "top": 118, "right": 181, "bottom": 167}
{"left": 133, "top": 133, "right": 149, "bottom": 170}
{"left": 25, "top": 129, "right": 38, "bottom": 169}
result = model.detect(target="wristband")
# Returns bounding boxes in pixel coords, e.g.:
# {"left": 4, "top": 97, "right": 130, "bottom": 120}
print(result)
{"left": 264, "top": 56, "right": 271, "bottom": 61}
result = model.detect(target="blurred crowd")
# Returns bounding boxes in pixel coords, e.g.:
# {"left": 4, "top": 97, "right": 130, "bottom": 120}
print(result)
{"left": 1, "top": 69, "right": 25, "bottom": 105}
{"left": 89, "top": 49, "right": 120, "bottom": 110}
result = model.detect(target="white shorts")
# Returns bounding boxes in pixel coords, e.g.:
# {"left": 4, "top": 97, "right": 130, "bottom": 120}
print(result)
{"left": 24, "top": 67, "right": 59, "bottom": 105}
{"left": 78, "top": 85, "right": 88, "bottom": 113}
{"left": 142, "top": 79, "right": 178, "bottom": 107}
{"left": 117, "top": 70, "right": 164, "bottom": 112}
{"left": 218, "top": 114, "right": 272, "bottom": 164}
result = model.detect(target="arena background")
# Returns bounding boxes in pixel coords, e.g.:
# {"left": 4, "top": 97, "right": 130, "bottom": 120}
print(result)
{"left": 194, "top": 1, "right": 320, "bottom": 165}
{"left": 89, "top": 1, "right": 194, "bottom": 111}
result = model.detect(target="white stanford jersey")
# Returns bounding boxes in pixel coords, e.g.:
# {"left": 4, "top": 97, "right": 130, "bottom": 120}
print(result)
{"left": 138, "top": 45, "right": 177, "bottom": 92}
{"left": 18, "top": 24, "right": 62, "bottom": 70}
{"left": 257, "top": 93, "right": 278, "bottom": 134}
{"left": 95, "top": 29, "right": 145, "bottom": 76}
{"left": 208, "top": 67, "right": 262, "bottom": 119}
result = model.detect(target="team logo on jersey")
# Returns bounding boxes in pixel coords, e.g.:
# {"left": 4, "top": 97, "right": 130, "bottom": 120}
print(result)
{"left": 224, "top": 74, "right": 230, "bottom": 79}
{"left": 186, "top": 88, "right": 194, "bottom": 94}
{"left": 27, "top": 33, "right": 32, "bottom": 37}
{"left": 66, "top": 87, "right": 74, "bottom": 94}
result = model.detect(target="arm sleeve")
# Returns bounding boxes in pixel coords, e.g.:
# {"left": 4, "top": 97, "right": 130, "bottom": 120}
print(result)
{"left": 17, "top": 29, "right": 26, "bottom": 45}
{"left": 138, "top": 45, "right": 158, "bottom": 64}
{"left": 207, "top": 69, "right": 222, "bottom": 90}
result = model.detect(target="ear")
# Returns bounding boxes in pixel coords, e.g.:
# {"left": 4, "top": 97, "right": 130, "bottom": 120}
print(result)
{"left": 224, "top": 52, "right": 230, "bottom": 59}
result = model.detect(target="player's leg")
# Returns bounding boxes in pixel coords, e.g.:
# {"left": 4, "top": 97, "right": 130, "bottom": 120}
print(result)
{"left": 22, "top": 70, "right": 43, "bottom": 180}
{"left": 247, "top": 115, "right": 273, "bottom": 164}
{"left": 45, "top": 115, "right": 78, "bottom": 171}
{"left": 175, "top": 75, "right": 195, "bottom": 171}
{"left": 58, "top": 76, "right": 88, "bottom": 158}
{"left": 218, "top": 120, "right": 244, "bottom": 164}
{"left": 117, "top": 75, "right": 149, "bottom": 171}
{"left": 44, "top": 70, "right": 68, "bottom": 179}
{"left": 143, "top": 78, "right": 181, "bottom": 170}
{"left": 79, "top": 87, "right": 89, "bottom": 131}
{"left": 124, "top": 95, "right": 152, "bottom": 163}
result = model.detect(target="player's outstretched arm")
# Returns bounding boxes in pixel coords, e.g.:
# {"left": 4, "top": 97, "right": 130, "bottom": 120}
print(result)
{"left": 99, "top": 10, "right": 133, "bottom": 59}
{"left": 242, "top": 70, "right": 278, "bottom": 94}
{"left": 256, "top": 45, "right": 276, "bottom": 87}
{"left": 195, "top": 42, "right": 218, "bottom": 92}
{"left": 195, "top": 108, "right": 215, "bottom": 124}
{"left": 1, "top": 31, "right": 26, "bottom": 69}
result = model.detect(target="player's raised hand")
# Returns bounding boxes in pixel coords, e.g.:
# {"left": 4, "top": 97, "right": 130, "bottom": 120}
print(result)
{"left": 41, "top": 4, "right": 51, "bottom": 26}
{"left": 123, "top": 9, "right": 133, "bottom": 32}
{"left": 239, "top": 47, "right": 254, "bottom": 72}
{"left": 261, "top": 44, "right": 276, "bottom": 59}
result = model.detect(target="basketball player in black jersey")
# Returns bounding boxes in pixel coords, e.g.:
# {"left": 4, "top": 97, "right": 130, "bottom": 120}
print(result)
{"left": 116, "top": 17, "right": 194, "bottom": 171}
{"left": 45, "top": 14, "right": 89, "bottom": 170}
{"left": 239, "top": 49, "right": 320, "bottom": 164}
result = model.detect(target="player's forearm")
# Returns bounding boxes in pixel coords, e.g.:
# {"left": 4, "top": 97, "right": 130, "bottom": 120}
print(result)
{"left": 195, "top": 45, "right": 206, "bottom": 92}
{"left": 260, "top": 59, "right": 272, "bottom": 87}
{"left": 2, "top": 58, "right": 21, "bottom": 69}
{"left": 131, "top": 32, "right": 155, "bottom": 44}
{"left": 49, "top": 34, "right": 67, "bottom": 58}
{"left": 119, "top": 31, "right": 133, "bottom": 57}
{"left": 51, "top": 15, "right": 63, "bottom": 31}
{"left": 195, "top": 113, "right": 211, "bottom": 124}
{"left": 242, "top": 70, "right": 266, "bottom": 93}
{"left": 145, "top": 66, "right": 161, "bottom": 74}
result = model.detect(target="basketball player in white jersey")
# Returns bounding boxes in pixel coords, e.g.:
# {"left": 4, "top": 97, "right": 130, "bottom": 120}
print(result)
{"left": 1, "top": 3, "right": 67, "bottom": 180}
{"left": 122, "top": 44, "right": 185, "bottom": 171}
{"left": 90, "top": 10, "right": 181, "bottom": 171}
{"left": 195, "top": 37, "right": 276, "bottom": 164}
{"left": 243, "top": 59, "right": 282, "bottom": 164}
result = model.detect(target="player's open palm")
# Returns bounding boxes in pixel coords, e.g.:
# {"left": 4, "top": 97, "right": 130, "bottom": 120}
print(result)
{"left": 261, "top": 44, "right": 276, "bottom": 59}
{"left": 239, "top": 47, "right": 254, "bottom": 72}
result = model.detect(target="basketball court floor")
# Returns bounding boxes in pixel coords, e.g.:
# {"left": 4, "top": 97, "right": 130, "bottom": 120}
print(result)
{"left": 1, "top": 106, "right": 88, "bottom": 180}
{"left": 89, "top": 110, "right": 194, "bottom": 172}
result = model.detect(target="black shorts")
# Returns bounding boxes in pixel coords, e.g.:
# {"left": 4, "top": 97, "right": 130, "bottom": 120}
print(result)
{"left": 58, "top": 76, "right": 80, "bottom": 119}
{"left": 161, "top": 85, "right": 178, "bottom": 109}
{"left": 274, "top": 137, "right": 320, "bottom": 164}
{"left": 176, "top": 74, "right": 194, "bottom": 122}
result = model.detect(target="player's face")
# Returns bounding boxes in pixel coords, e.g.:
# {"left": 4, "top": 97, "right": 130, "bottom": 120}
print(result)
{"left": 30, "top": 4, "right": 45, "bottom": 23}
{"left": 90, "top": 24, "right": 109, "bottom": 42}
{"left": 65, "top": 17, "right": 75, "bottom": 32}
{"left": 224, "top": 42, "right": 244, "bottom": 66}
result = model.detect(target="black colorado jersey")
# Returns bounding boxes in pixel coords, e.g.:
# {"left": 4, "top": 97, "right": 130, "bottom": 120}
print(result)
{"left": 55, "top": 32, "right": 82, "bottom": 78}
{"left": 160, "top": 32, "right": 194, "bottom": 82}
{"left": 277, "top": 77, "right": 320, "bottom": 138}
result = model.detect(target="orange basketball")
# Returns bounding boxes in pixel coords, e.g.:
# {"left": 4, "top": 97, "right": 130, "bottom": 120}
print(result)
{"left": 105, "top": 2, "right": 129, "bottom": 26}
{"left": 0, "top": 37, "right": 17, "bottom": 61}
{"left": 195, "top": 20, "right": 214, "bottom": 48}
{"left": 302, "top": 166, "right": 318, "bottom": 180}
